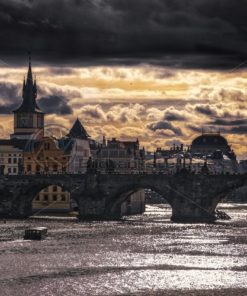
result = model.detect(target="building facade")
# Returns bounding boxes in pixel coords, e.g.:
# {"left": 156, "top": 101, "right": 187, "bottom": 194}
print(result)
{"left": 91, "top": 137, "right": 145, "bottom": 173}
{"left": 65, "top": 119, "right": 91, "bottom": 174}
{"left": 32, "top": 185, "right": 71, "bottom": 214}
{"left": 23, "top": 137, "right": 69, "bottom": 175}
{"left": 0, "top": 139, "right": 25, "bottom": 175}
{"left": 91, "top": 137, "right": 146, "bottom": 215}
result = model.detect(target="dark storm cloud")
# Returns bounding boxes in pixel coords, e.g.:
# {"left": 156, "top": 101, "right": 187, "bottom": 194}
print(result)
{"left": 0, "top": 81, "right": 72, "bottom": 115}
{"left": 147, "top": 121, "right": 183, "bottom": 136}
{"left": 38, "top": 95, "right": 72, "bottom": 115}
{"left": 0, "top": 81, "right": 21, "bottom": 113}
{"left": 187, "top": 124, "right": 203, "bottom": 133}
{"left": 0, "top": 82, "right": 20, "bottom": 103}
{"left": 230, "top": 126, "right": 247, "bottom": 134}
{"left": 194, "top": 104, "right": 216, "bottom": 116}
{"left": 0, "top": 0, "right": 247, "bottom": 69}
{"left": 209, "top": 119, "right": 247, "bottom": 126}
{"left": 0, "top": 104, "right": 16, "bottom": 114}
{"left": 164, "top": 110, "right": 186, "bottom": 121}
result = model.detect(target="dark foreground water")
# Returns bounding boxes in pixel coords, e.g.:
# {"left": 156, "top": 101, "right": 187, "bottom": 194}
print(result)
{"left": 0, "top": 204, "right": 247, "bottom": 296}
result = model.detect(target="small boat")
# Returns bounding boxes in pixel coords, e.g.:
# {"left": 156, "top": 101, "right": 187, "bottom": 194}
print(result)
{"left": 24, "top": 227, "right": 48, "bottom": 240}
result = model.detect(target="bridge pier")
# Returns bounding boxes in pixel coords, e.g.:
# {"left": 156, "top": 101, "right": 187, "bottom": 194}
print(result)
{"left": 171, "top": 202, "right": 216, "bottom": 223}
{"left": 77, "top": 198, "right": 107, "bottom": 220}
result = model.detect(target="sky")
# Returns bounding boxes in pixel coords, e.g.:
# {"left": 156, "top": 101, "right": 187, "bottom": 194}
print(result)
{"left": 0, "top": 0, "right": 247, "bottom": 157}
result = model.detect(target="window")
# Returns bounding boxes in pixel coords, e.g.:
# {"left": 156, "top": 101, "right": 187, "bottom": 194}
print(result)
{"left": 53, "top": 165, "right": 58, "bottom": 172}
{"left": 36, "top": 195, "right": 40, "bottom": 201}
{"left": 13, "top": 168, "right": 17, "bottom": 173}
{"left": 44, "top": 143, "right": 50, "bottom": 150}
{"left": 27, "top": 165, "right": 31, "bottom": 172}
{"left": 8, "top": 168, "right": 11, "bottom": 174}
{"left": 8, "top": 158, "right": 11, "bottom": 164}
{"left": 61, "top": 195, "right": 66, "bottom": 201}
{"left": 13, "top": 158, "right": 17, "bottom": 164}
{"left": 53, "top": 186, "right": 57, "bottom": 192}
{"left": 53, "top": 195, "right": 57, "bottom": 201}
{"left": 43, "top": 195, "right": 48, "bottom": 201}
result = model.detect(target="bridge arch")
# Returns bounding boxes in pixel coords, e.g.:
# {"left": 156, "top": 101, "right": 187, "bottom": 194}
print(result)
{"left": 104, "top": 181, "right": 175, "bottom": 219}
{"left": 212, "top": 180, "right": 247, "bottom": 210}
{"left": 13, "top": 176, "right": 85, "bottom": 218}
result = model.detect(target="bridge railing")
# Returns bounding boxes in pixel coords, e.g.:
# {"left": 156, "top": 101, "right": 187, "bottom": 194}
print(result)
{"left": 0, "top": 159, "right": 241, "bottom": 176}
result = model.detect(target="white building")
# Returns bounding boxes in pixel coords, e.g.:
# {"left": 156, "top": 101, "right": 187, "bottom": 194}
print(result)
{"left": 62, "top": 119, "right": 91, "bottom": 174}
{"left": 0, "top": 139, "right": 25, "bottom": 175}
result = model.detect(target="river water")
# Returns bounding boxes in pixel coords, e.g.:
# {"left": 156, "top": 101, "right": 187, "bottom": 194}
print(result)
{"left": 0, "top": 204, "right": 247, "bottom": 296}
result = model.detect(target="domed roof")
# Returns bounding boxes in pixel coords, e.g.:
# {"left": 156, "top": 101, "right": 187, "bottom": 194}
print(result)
{"left": 192, "top": 133, "right": 228, "bottom": 146}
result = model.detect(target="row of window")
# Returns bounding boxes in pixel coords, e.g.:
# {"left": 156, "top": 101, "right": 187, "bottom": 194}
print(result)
{"left": 27, "top": 156, "right": 67, "bottom": 160}
{"left": 0, "top": 157, "right": 22, "bottom": 164}
{"left": 35, "top": 194, "right": 67, "bottom": 202}
{"left": 26, "top": 165, "right": 66, "bottom": 172}
{"left": 7, "top": 158, "right": 22, "bottom": 164}
{"left": 41, "top": 186, "right": 67, "bottom": 193}
{"left": 0, "top": 153, "right": 22, "bottom": 157}
{"left": 7, "top": 167, "right": 18, "bottom": 174}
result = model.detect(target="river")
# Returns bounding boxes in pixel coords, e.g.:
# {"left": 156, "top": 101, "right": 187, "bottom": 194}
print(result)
{"left": 0, "top": 203, "right": 247, "bottom": 296}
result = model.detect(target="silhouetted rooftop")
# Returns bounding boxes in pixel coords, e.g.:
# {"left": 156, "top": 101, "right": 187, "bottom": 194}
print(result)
{"left": 68, "top": 119, "right": 90, "bottom": 140}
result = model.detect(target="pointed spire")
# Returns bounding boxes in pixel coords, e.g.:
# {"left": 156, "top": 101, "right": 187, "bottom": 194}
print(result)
{"left": 68, "top": 118, "right": 90, "bottom": 139}
{"left": 103, "top": 135, "right": 106, "bottom": 146}
{"left": 27, "top": 52, "right": 33, "bottom": 83}
{"left": 13, "top": 54, "right": 43, "bottom": 114}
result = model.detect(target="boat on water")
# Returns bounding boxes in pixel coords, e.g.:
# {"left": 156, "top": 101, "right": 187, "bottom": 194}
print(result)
{"left": 23, "top": 227, "right": 48, "bottom": 240}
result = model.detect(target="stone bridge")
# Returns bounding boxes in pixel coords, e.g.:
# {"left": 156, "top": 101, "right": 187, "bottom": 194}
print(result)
{"left": 0, "top": 173, "right": 247, "bottom": 222}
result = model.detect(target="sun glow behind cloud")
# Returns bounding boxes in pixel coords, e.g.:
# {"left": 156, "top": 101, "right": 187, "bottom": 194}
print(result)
{"left": 0, "top": 64, "right": 247, "bottom": 158}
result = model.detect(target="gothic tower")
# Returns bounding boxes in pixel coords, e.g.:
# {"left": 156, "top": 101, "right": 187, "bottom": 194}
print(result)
{"left": 11, "top": 55, "right": 45, "bottom": 139}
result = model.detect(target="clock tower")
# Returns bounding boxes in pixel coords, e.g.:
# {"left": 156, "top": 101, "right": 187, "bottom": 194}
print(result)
{"left": 11, "top": 55, "right": 45, "bottom": 140}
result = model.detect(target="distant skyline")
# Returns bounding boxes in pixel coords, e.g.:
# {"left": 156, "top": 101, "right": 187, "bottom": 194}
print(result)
{"left": 0, "top": 0, "right": 247, "bottom": 158}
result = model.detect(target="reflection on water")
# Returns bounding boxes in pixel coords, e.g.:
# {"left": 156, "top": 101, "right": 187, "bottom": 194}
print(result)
{"left": 0, "top": 204, "right": 247, "bottom": 296}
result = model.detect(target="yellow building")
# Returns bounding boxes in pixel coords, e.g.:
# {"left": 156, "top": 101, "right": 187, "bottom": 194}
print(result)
{"left": 24, "top": 137, "right": 69, "bottom": 175}
{"left": 22, "top": 137, "right": 71, "bottom": 213}
{"left": 32, "top": 185, "right": 71, "bottom": 214}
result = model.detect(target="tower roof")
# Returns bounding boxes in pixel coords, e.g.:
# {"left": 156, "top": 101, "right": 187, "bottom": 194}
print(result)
{"left": 68, "top": 118, "right": 90, "bottom": 140}
{"left": 13, "top": 55, "right": 43, "bottom": 114}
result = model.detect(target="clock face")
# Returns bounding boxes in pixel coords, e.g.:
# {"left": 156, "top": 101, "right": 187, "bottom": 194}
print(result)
{"left": 18, "top": 114, "right": 32, "bottom": 128}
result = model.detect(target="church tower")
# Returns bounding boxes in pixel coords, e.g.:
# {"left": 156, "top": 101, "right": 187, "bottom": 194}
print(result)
{"left": 11, "top": 55, "right": 45, "bottom": 140}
